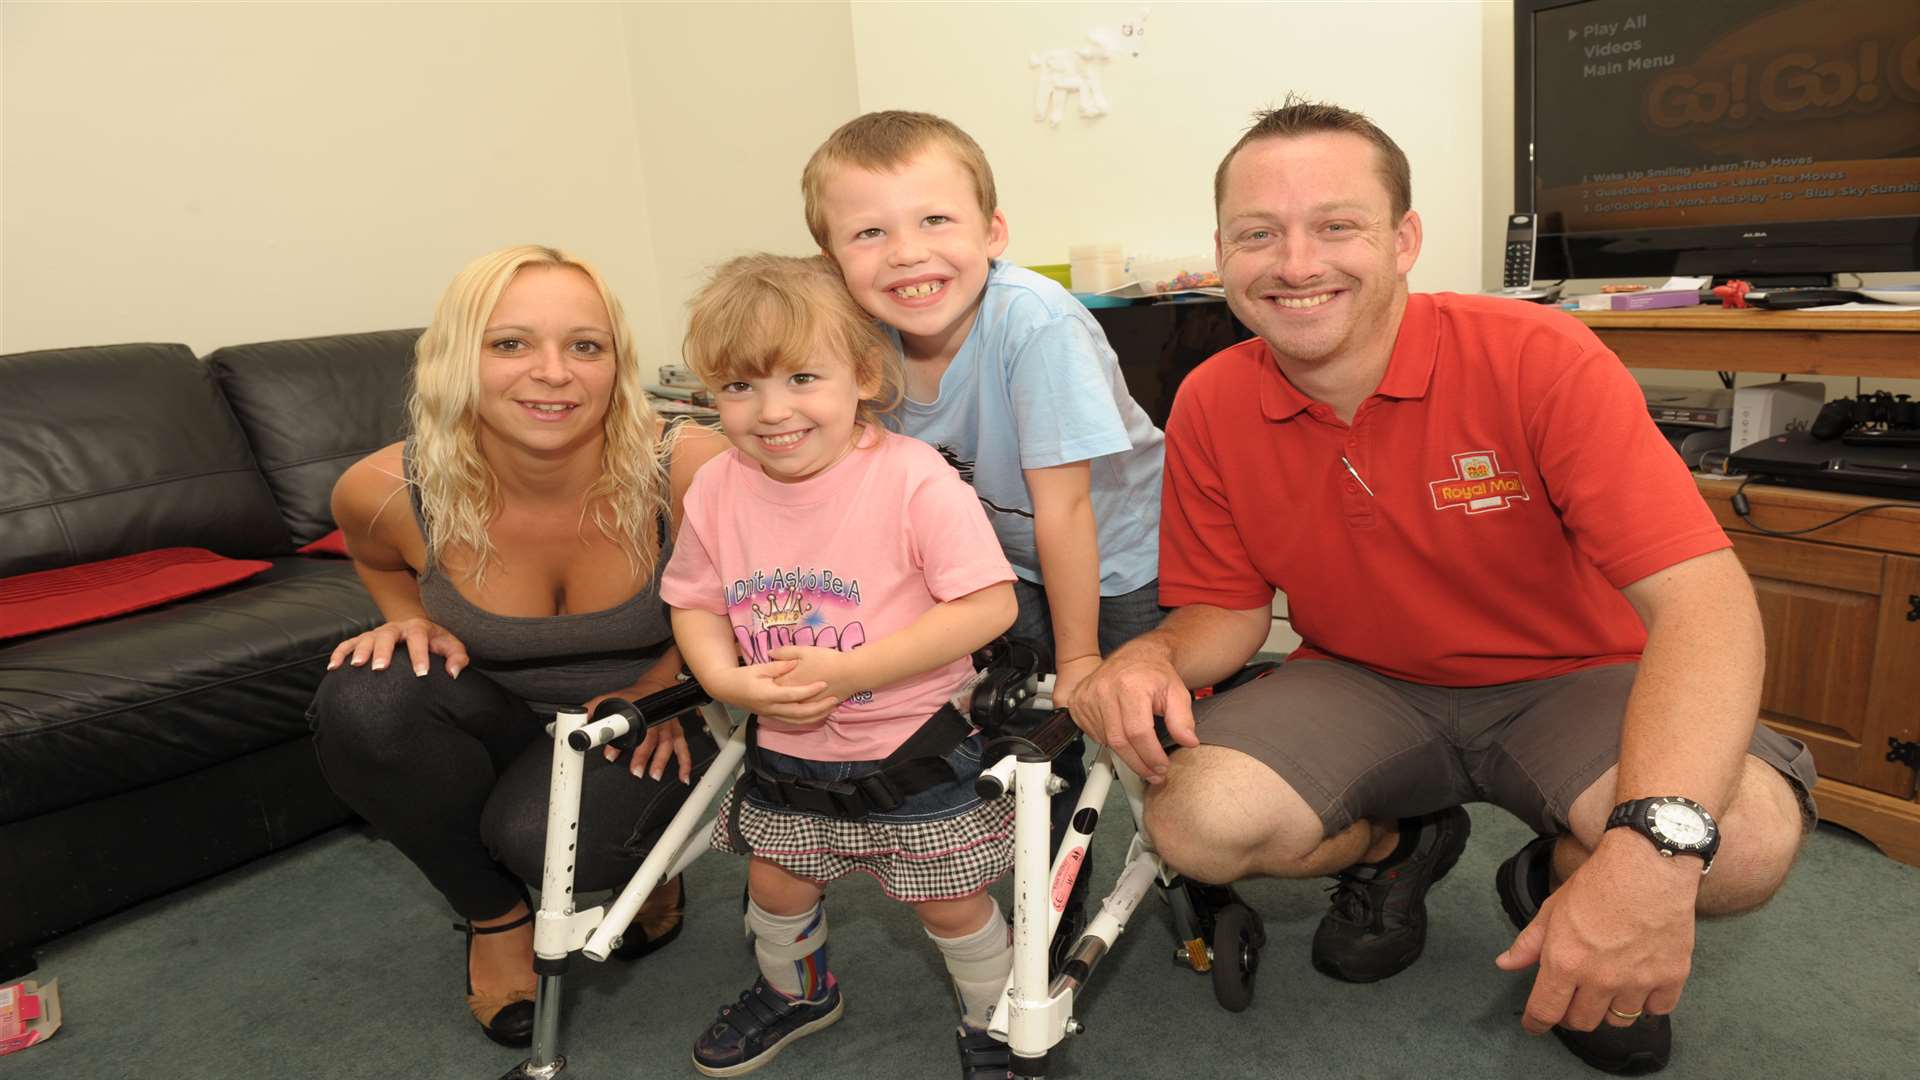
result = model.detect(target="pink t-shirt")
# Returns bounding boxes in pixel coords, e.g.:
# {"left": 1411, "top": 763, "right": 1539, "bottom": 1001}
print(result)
{"left": 661, "top": 426, "right": 1015, "bottom": 760}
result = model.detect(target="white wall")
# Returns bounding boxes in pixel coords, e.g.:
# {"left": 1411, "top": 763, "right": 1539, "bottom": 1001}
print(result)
{"left": 0, "top": 2, "right": 661, "bottom": 356}
{"left": 0, "top": 1, "right": 859, "bottom": 366}
{"left": 620, "top": 2, "right": 858, "bottom": 369}
{"left": 1482, "top": 0, "right": 1515, "bottom": 291}
{"left": 850, "top": 1, "right": 1487, "bottom": 293}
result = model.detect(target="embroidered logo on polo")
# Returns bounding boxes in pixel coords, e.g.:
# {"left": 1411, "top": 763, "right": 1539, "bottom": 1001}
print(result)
{"left": 1429, "top": 451, "right": 1530, "bottom": 515}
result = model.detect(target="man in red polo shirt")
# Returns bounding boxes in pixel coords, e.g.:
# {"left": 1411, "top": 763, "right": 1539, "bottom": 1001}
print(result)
{"left": 1071, "top": 99, "right": 1817, "bottom": 1075}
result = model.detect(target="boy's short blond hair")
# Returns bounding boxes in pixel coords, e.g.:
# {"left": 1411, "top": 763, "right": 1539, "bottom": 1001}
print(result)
{"left": 683, "top": 254, "right": 903, "bottom": 424}
{"left": 801, "top": 110, "right": 998, "bottom": 250}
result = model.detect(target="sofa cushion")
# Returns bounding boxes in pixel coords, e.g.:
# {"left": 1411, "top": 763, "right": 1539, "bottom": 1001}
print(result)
{"left": 0, "top": 344, "right": 294, "bottom": 577}
{"left": 0, "top": 548, "right": 273, "bottom": 640}
{"left": 297, "top": 529, "right": 350, "bottom": 557}
{"left": 0, "top": 559, "right": 379, "bottom": 823}
{"left": 205, "top": 330, "right": 419, "bottom": 547}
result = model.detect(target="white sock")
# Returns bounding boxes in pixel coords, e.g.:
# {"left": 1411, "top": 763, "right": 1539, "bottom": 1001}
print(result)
{"left": 746, "top": 899, "right": 831, "bottom": 1001}
{"left": 928, "top": 900, "right": 1013, "bottom": 1029}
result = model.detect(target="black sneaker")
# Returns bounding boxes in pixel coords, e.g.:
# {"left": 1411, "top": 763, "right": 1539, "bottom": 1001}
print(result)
{"left": 691, "top": 977, "right": 844, "bottom": 1077}
{"left": 1495, "top": 835, "right": 1671, "bottom": 1075}
{"left": 1311, "top": 806, "right": 1471, "bottom": 983}
{"left": 956, "top": 1025, "right": 1012, "bottom": 1079}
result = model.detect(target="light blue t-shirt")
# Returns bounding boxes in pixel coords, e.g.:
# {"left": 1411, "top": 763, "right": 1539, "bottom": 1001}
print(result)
{"left": 884, "top": 261, "right": 1165, "bottom": 594}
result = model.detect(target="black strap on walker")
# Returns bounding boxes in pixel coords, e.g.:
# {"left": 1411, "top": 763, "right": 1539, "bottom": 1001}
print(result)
{"left": 725, "top": 703, "right": 973, "bottom": 852}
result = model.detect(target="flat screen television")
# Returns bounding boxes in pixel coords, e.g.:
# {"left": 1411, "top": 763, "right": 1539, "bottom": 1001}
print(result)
{"left": 1514, "top": 0, "right": 1920, "bottom": 285}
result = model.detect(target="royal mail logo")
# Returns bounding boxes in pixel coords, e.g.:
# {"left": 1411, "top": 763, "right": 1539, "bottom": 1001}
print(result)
{"left": 1429, "top": 450, "right": 1529, "bottom": 515}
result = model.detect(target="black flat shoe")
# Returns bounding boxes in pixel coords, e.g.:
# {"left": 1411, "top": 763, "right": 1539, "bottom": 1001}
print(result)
{"left": 457, "top": 906, "right": 536, "bottom": 1048}
{"left": 613, "top": 873, "right": 686, "bottom": 962}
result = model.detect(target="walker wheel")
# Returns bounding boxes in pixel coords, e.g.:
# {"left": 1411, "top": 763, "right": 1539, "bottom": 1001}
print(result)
{"left": 1209, "top": 903, "right": 1263, "bottom": 1012}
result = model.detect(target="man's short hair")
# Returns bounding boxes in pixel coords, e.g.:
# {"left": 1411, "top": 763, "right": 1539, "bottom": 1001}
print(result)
{"left": 1213, "top": 95, "right": 1412, "bottom": 221}
{"left": 802, "top": 110, "right": 998, "bottom": 250}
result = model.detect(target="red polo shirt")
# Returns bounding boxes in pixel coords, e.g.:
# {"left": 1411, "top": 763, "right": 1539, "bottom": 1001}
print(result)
{"left": 1159, "top": 292, "right": 1729, "bottom": 687}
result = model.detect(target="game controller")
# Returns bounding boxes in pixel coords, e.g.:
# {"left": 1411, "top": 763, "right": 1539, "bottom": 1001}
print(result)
{"left": 1811, "top": 391, "right": 1920, "bottom": 441}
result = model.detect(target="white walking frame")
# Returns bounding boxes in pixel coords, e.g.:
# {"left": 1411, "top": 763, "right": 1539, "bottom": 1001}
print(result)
{"left": 501, "top": 669, "right": 1200, "bottom": 1080}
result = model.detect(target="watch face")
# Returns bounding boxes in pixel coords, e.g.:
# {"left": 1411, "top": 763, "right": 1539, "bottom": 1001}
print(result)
{"left": 1651, "top": 802, "right": 1709, "bottom": 846}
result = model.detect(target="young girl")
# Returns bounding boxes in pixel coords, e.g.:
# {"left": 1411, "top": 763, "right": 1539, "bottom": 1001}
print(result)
{"left": 660, "top": 254, "right": 1021, "bottom": 1079}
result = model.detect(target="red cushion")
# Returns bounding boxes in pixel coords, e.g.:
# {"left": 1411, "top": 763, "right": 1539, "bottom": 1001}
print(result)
{"left": 298, "top": 529, "right": 350, "bottom": 557}
{"left": 0, "top": 548, "right": 273, "bottom": 640}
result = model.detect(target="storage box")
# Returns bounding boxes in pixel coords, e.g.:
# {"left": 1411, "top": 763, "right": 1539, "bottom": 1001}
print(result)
{"left": 1731, "top": 381, "right": 1826, "bottom": 452}
{"left": 1025, "top": 263, "right": 1072, "bottom": 290}
{"left": 1611, "top": 289, "right": 1701, "bottom": 311}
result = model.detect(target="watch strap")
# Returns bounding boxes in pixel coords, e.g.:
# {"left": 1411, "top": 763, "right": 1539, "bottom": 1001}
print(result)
{"left": 1605, "top": 796, "right": 1718, "bottom": 874}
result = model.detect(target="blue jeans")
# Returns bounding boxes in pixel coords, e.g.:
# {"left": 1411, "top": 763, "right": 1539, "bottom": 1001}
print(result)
{"left": 1008, "top": 578, "right": 1168, "bottom": 866}
{"left": 1008, "top": 578, "right": 1168, "bottom": 667}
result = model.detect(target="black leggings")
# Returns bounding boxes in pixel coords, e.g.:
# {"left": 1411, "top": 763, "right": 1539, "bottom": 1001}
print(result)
{"left": 309, "top": 656, "right": 718, "bottom": 921}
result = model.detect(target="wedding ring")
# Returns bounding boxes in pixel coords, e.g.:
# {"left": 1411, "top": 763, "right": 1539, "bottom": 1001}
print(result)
{"left": 1607, "top": 1006, "right": 1644, "bottom": 1020}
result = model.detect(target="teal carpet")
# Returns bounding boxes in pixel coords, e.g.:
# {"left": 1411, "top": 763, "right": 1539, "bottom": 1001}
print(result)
{"left": 12, "top": 796, "right": 1918, "bottom": 1080}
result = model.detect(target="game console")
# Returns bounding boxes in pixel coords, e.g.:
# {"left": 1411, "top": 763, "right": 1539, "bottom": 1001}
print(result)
{"left": 1729, "top": 432, "right": 1920, "bottom": 501}
{"left": 1642, "top": 385, "right": 1733, "bottom": 429}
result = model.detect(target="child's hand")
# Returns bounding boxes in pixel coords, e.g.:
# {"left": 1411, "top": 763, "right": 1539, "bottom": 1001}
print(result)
{"left": 768, "top": 645, "right": 863, "bottom": 705}
{"left": 714, "top": 659, "right": 836, "bottom": 727}
{"left": 1050, "top": 654, "right": 1102, "bottom": 710}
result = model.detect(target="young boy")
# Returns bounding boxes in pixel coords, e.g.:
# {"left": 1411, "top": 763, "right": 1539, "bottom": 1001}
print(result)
{"left": 801, "top": 113, "right": 1167, "bottom": 973}
{"left": 800, "top": 110, "right": 1167, "bottom": 712}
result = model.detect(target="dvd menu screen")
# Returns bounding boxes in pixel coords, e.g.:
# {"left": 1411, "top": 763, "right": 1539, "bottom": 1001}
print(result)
{"left": 1532, "top": 0, "right": 1920, "bottom": 233}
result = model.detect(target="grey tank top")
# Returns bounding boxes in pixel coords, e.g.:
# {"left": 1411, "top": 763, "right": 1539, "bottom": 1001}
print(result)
{"left": 405, "top": 443, "right": 675, "bottom": 712}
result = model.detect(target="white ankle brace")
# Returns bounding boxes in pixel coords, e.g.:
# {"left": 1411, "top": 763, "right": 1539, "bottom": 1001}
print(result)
{"left": 748, "top": 900, "right": 829, "bottom": 999}
{"left": 928, "top": 900, "right": 1012, "bottom": 1028}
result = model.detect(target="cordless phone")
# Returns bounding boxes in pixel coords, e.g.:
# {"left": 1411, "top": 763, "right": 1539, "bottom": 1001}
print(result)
{"left": 1503, "top": 213, "right": 1537, "bottom": 290}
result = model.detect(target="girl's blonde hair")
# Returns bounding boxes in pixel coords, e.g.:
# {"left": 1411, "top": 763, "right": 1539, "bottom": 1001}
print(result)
{"left": 408, "top": 244, "right": 668, "bottom": 584}
{"left": 682, "top": 253, "right": 902, "bottom": 425}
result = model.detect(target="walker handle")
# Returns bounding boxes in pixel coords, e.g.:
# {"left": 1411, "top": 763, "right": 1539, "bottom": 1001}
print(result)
{"left": 564, "top": 680, "right": 713, "bottom": 752}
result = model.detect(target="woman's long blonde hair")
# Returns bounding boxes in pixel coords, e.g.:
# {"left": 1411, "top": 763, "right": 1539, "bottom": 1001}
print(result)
{"left": 407, "top": 244, "right": 668, "bottom": 585}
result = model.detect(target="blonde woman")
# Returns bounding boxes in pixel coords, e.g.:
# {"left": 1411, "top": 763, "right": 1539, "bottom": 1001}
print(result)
{"left": 309, "top": 245, "right": 727, "bottom": 1047}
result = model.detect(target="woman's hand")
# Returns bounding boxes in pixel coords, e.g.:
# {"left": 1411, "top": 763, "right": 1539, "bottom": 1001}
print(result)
{"left": 328, "top": 617, "right": 469, "bottom": 678}
{"left": 587, "top": 685, "right": 695, "bottom": 784}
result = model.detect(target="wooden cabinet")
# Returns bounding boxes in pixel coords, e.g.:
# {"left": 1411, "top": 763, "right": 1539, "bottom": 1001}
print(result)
{"left": 1693, "top": 480, "right": 1920, "bottom": 864}
{"left": 1575, "top": 307, "right": 1920, "bottom": 867}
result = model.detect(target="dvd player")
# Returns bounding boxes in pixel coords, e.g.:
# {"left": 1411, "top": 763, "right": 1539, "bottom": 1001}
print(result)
{"left": 1642, "top": 385, "right": 1733, "bottom": 429}
{"left": 1728, "top": 432, "right": 1920, "bottom": 501}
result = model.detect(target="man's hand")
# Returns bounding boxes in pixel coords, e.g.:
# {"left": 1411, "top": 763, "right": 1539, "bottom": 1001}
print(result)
{"left": 1049, "top": 654, "right": 1102, "bottom": 710}
{"left": 1495, "top": 832, "right": 1701, "bottom": 1033}
{"left": 1067, "top": 644, "right": 1197, "bottom": 783}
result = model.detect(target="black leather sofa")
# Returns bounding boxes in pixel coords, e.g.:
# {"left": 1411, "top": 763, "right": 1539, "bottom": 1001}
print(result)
{"left": 0, "top": 330, "right": 418, "bottom": 977}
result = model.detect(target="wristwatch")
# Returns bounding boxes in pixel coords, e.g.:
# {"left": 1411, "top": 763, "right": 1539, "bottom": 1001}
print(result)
{"left": 1605, "top": 796, "right": 1720, "bottom": 874}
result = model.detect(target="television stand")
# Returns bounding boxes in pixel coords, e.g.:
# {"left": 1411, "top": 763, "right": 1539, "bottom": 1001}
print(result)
{"left": 1573, "top": 306, "right": 1920, "bottom": 378}
{"left": 1576, "top": 307, "right": 1920, "bottom": 866}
